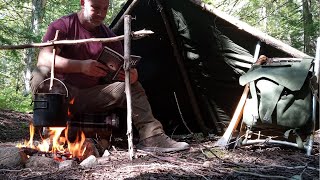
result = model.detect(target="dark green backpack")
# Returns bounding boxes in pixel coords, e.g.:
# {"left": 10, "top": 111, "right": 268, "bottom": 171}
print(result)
{"left": 239, "top": 58, "right": 314, "bottom": 129}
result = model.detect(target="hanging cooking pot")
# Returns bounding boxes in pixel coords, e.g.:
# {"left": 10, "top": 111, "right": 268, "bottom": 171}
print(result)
{"left": 32, "top": 78, "right": 69, "bottom": 127}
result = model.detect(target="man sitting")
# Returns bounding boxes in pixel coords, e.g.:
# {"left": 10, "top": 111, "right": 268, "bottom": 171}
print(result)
{"left": 30, "top": 0, "right": 189, "bottom": 153}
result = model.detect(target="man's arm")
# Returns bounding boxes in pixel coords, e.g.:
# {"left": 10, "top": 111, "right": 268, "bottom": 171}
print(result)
{"left": 37, "top": 46, "right": 109, "bottom": 77}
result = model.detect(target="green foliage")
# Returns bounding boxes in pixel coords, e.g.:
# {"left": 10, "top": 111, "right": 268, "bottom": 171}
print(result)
{"left": 207, "top": 0, "right": 320, "bottom": 56}
{"left": 0, "top": 86, "right": 32, "bottom": 113}
{"left": 107, "top": 0, "right": 127, "bottom": 24}
{"left": 0, "top": 0, "right": 126, "bottom": 112}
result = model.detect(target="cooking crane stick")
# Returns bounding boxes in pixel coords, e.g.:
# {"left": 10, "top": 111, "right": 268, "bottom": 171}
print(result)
{"left": 49, "top": 30, "right": 60, "bottom": 91}
{"left": 215, "top": 42, "right": 261, "bottom": 147}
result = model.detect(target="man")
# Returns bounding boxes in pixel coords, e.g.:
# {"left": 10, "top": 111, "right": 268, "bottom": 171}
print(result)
{"left": 30, "top": 0, "right": 189, "bottom": 153}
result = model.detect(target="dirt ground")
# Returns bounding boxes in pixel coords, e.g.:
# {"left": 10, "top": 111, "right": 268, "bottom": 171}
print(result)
{"left": 0, "top": 109, "right": 319, "bottom": 180}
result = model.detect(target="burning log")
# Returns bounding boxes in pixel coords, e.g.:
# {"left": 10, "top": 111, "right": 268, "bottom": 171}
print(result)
{"left": 20, "top": 137, "right": 101, "bottom": 163}
{"left": 21, "top": 147, "right": 50, "bottom": 156}
{"left": 21, "top": 147, "right": 77, "bottom": 161}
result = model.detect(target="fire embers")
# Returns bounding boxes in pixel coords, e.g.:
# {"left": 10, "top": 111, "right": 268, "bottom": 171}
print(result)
{"left": 16, "top": 113, "right": 119, "bottom": 163}
{"left": 17, "top": 124, "right": 87, "bottom": 162}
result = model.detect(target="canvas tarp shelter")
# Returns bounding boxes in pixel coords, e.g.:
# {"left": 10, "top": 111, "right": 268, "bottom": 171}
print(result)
{"left": 110, "top": 0, "right": 311, "bottom": 134}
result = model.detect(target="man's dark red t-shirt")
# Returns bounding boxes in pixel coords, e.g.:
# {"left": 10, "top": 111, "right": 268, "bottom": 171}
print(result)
{"left": 42, "top": 13, "right": 123, "bottom": 88}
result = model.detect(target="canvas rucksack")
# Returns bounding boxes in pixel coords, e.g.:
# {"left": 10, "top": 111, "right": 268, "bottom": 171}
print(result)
{"left": 239, "top": 58, "right": 314, "bottom": 130}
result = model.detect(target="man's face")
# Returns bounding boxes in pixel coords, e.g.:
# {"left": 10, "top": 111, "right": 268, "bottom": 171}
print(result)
{"left": 83, "top": 0, "right": 109, "bottom": 26}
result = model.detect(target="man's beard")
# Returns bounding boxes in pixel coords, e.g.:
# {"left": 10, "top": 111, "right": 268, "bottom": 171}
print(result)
{"left": 83, "top": 6, "right": 100, "bottom": 26}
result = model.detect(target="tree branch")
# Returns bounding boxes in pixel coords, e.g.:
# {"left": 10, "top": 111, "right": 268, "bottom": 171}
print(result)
{"left": 0, "top": 29, "right": 154, "bottom": 50}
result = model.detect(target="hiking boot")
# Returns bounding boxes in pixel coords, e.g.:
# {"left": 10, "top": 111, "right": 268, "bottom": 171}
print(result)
{"left": 136, "top": 133, "right": 190, "bottom": 153}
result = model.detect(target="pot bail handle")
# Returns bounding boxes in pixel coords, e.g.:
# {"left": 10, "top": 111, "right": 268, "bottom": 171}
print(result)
{"left": 34, "top": 78, "right": 69, "bottom": 98}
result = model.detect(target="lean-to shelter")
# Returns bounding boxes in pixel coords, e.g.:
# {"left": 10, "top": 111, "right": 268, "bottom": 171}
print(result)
{"left": 110, "top": 0, "right": 311, "bottom": 134}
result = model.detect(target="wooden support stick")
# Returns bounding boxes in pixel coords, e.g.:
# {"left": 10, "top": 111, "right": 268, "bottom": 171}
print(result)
{"left": 49, "top": 30, "right": 59, "bottom": 91}
{"left": 124, "top": 15, "right": 134, "bottom": 160}
{"left": 0, "top": 30, "right": 153, "bottom": 50}
{"left": 156, "top": 0, "right": 209, "bottom": 134}
{"left": 215, "top": 42, "right": 261, "bottom": 147}
{"left": 214, "top": 84, "right": 249, "bottom": 147}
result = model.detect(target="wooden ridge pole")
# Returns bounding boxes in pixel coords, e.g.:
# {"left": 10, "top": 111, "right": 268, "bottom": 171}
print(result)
{"left": 192, "top": 1, "right": 310, "bottom": 58}
{"left": 111, "top": 0, "right": 140, "bottom": 32}
{"left": 0, "top": 30, "right": 153, "bottom": 50}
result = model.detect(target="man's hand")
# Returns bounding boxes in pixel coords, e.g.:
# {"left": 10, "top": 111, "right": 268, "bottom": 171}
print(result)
{"left": 80, "top": 60, "right": 109, "bottom": 77}
{"left": 117, "top": 68, "right": 138, "bottom": 84}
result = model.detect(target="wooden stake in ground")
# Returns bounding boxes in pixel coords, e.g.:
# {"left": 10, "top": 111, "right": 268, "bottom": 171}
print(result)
{"left": 124, "top": 15, "right": 134, "bottom": 160}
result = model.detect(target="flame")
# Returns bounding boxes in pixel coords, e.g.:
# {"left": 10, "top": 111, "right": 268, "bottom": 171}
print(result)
{"left": 65, "top": 126, "right": 87, "bottom": 158}
{"left": 38, "top": 138, "right": 50, "bottom": 152}
{"left": 49, "top": 127, "right": 66, "bottom": 153}
{"left": 68, "top": 98, "right": 75, "bottom": 117}
{"left": 17, "top": 98, "right": 87, "bottom": 160}
{"left": 16, "top": 124, "right": 35, "bottom": 149}
{"left": 17, "top": 123, "right": 86, "bottom": 160}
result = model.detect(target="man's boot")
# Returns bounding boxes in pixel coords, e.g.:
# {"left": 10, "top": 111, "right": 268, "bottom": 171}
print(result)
{"left": 136, "top": 133, "right": 190, "bottom": 153}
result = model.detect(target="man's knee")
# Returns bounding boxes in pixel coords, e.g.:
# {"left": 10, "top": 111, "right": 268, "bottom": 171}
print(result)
{"left": 131, "top": 82, "right": 147, "bottom": 96}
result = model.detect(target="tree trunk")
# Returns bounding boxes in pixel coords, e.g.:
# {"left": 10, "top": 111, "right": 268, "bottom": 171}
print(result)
{"left": 23, "top": 0, "right": 46, "bottom": 94}
{"left": 302, "top": 0, "right": 313, "bottom": 55}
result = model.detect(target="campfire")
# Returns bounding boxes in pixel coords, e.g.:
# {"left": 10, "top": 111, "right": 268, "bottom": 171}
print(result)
{"left": 18, "top": 77, "right": 118, "bottom": 164}
{"left": 17, "top": 124, "right": 87, "bottom": 162}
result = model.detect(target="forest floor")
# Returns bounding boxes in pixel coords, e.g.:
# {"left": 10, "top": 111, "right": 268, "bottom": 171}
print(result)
{"left": 0, "top": 109, "right": 319, "bottom": 180}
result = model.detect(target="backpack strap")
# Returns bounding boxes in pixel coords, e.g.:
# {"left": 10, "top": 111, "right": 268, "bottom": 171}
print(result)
{"left": 262, "top": 84, "right": 284, "bottom": 123}
{"left": 249, "top": 81, "right": 259, "bottom": 120}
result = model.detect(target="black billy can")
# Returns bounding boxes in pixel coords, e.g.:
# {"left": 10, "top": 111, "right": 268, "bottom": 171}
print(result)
{"left": 32, "top": 78, "right": 69, "bottom": 127}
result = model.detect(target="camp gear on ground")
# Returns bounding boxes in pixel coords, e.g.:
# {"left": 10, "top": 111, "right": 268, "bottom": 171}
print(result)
{"left": 239, "top": 58, "right": 313, "bottom": 129}
{"left": 237, "top": 57, "right": 316, "bottom": 155}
